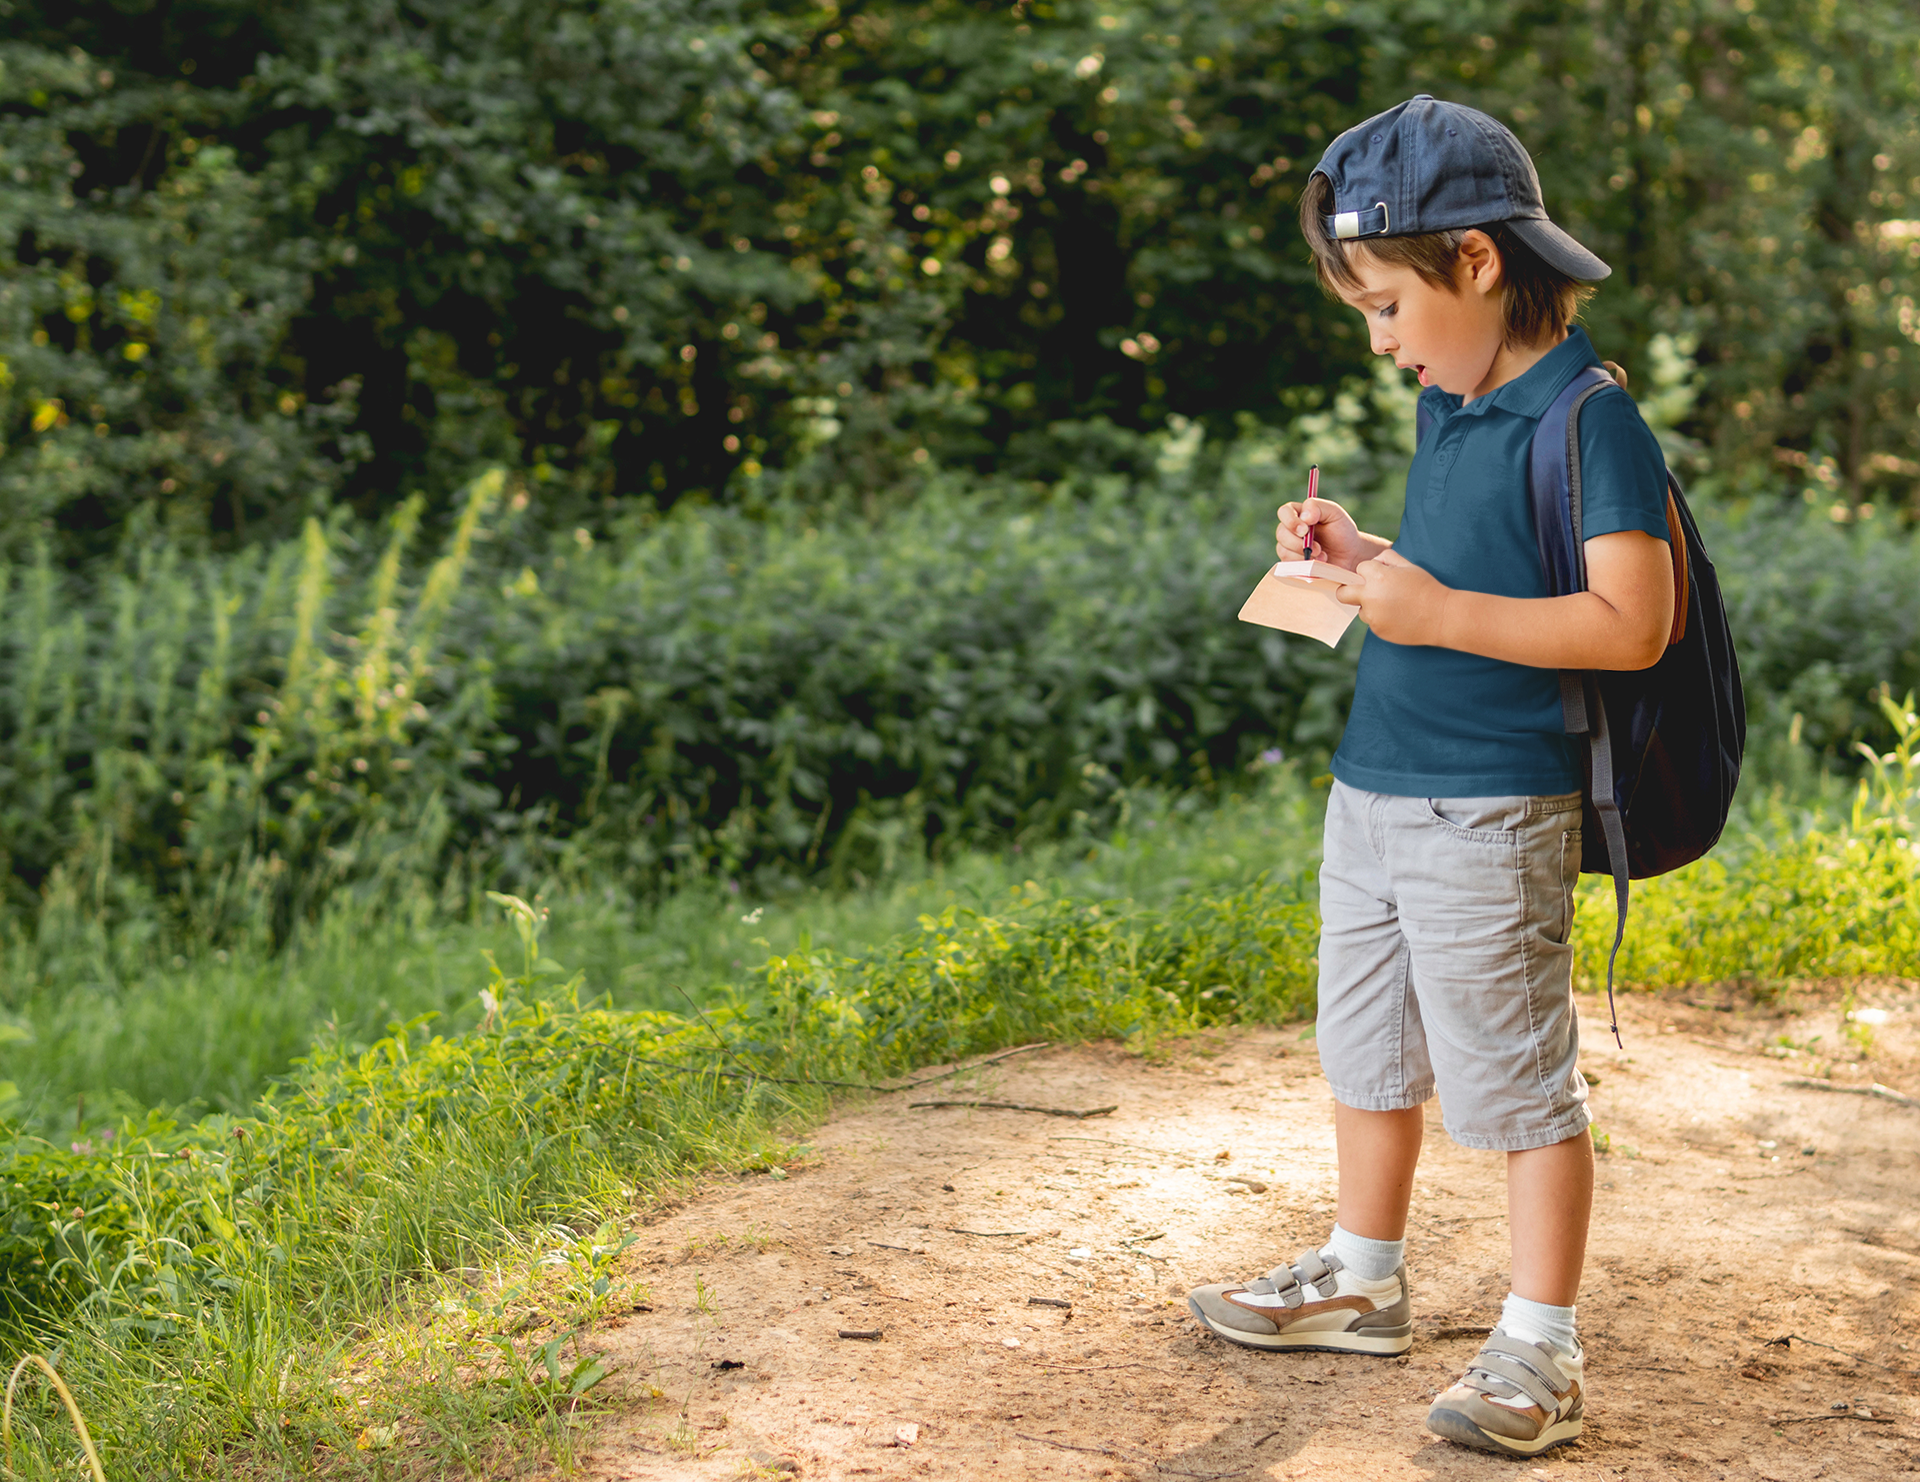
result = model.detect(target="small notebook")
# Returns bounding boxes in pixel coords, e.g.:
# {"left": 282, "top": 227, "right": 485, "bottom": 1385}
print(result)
{"left": 1237, "top": 560, "right": 1365, "bottom": 647}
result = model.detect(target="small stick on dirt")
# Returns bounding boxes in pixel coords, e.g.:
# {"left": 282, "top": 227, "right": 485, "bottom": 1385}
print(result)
{"left": 1014, "top": 1433, "right": 1124, "bottom": 1459}
{"left": 947, "top": 1227, "right": 1028, "bottom": 1237}
{"left": 1124, "top": 1232, "right": 1167, "bottom": 1244}
{"left": 876, "top": 1041, "right": 1052, "bottom": 1092}
{"left": 836, "top": 1328, "right": 883, "bottom": 1341}
{"left": 913, "top": 1099, "right": 1117, "bottom": 1118}
{"left": 1773, "top": 1412, "right": 1896, "bottom": 1425}
{"left": 866, "top": 1242, "right": 924, "bottom": 1253}
{"left": 1783, "top": 1077, "right": 1920, "bottom": 1109}
{"left": 1766, "top": 1332, "right": 1901, "bottom": 1371}
{"left": 1027, "top": 1296, "right": 1073, "bottom": 1309}
{"left": 1252, "top": 1431, "right": 1282, "bottom": 1448}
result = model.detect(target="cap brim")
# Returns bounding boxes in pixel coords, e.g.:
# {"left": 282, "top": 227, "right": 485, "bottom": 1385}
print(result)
{"left": 1506, "top": 217, "right": 1611, "bottom": 282}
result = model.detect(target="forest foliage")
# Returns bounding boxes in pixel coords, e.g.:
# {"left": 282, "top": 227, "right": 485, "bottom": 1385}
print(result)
{"left": 6, "top": 0, "right": 1920, "bottom": 553}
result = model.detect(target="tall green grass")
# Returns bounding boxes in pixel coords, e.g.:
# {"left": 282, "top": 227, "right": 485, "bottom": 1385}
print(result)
{"left": 0, "top": 768, "right": 1323, "bottom": 1122}
{"left": 0, "top": 772, "right": 1327, "bottom": 1479}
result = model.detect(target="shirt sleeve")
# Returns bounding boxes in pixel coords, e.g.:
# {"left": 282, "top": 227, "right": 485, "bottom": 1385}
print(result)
{"left": 1575, "top": 387, "right": 1672, "bottom": 542}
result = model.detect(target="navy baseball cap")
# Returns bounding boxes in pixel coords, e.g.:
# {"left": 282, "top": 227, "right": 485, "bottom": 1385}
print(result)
{"left": 1311, "top": 95, "right": 1610, "bottom": 282}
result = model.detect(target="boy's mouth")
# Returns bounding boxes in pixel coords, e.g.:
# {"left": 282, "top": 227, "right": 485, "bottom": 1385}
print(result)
{"left": 1413, "top": 363, "right": 1430, "bottom": 386}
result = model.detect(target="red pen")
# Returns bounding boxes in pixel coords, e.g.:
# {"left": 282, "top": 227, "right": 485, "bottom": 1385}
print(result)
{"left": 1304, "top": 465, "right": 1319, "bottom": 560}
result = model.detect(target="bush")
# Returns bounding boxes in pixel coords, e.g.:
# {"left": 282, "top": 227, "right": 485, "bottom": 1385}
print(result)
{"left": 2, "top": 392, "right": 1918, "bottom": 948}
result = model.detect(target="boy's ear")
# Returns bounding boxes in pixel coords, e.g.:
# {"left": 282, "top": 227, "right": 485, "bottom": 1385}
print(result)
{"left": 1457, "top": 229, "right": 1504, "bottom": 296}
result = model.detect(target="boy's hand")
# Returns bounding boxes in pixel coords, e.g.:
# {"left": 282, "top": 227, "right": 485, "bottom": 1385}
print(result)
{"left": 1338, "top": 549, "right": 1452, "bottom": 644}
{"left": 1276, "top": 497, "right": 1365, "bottom": 571}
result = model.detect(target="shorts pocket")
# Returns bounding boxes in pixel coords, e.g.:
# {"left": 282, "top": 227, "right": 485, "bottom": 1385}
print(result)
{"left": 1423, "top": 796, "right": 1527, "bottom": 842}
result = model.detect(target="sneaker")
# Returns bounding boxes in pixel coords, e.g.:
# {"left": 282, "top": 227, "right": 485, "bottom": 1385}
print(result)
{"left": 1425, "top": 1332, "right": 1584, "bottom": 1456}
{"left": 1185, "top": 1247, "right": 1412, "bottom": 1355}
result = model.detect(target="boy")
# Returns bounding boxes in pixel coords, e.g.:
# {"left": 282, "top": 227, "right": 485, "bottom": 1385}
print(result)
{"left": 1185, "top": 96, "right": 1675, "bottom": 1457}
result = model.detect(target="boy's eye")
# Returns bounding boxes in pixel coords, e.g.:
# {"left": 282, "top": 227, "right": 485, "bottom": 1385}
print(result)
{"left": 1376, "top": 303, "right": 1397, "bottom": 320}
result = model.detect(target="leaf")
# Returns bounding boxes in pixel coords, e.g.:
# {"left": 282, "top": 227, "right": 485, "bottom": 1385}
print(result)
{"left": 567, "top": 1357, "right": 610, "bottom": 1396}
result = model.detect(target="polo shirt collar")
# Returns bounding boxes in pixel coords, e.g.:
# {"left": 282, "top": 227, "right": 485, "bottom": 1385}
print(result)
{"left": 1421, "top": 327, "right": 1602, "bottom": 422}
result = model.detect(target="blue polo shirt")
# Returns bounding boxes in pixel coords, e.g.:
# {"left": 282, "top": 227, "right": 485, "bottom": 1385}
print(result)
{"left": 1332, "top": 328, "right": 1672, "bottom": 798}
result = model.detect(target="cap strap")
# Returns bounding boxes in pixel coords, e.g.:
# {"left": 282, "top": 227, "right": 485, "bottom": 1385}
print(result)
{"left": 1327, "top": 201, "right": 1390, "bottom": 240}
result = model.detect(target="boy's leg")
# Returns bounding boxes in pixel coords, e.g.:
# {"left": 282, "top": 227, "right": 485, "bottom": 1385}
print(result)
{"left": 1381, "top": 791, "right": 1591, "bottom": 1455}
{"left": 1507, "top": 1128, "right": 1594, "bottom": 1307}
{"left": 1185, "top": 783, "right": 1420, "bottom": 1355}
{"left": 1334, "top": 1101, "right": 1424, "bottom": 1241}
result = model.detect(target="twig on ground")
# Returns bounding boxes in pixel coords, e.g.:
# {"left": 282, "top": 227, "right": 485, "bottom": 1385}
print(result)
{"left": 876, "top": 1042, "right": 1052, "bottom": 1092}
{"left": 912, "top": 1100, "right": 1117, "bottom": 1118}
{"left": 865, "top": 1242, "right": 924, "bottom": 1253}
{"left": 1773, "top": 1412, "right": 1895, "bottom": 1425}
{"left": 1783, "top": 1077, "right": 1920, "bottom": 1109}
{"left": 1766, "top": 1333, "right": 1901, "bottom": 1372}
{"left": 1027, "top": 1297, "right": 1072, "bottom": 1309}
{"left": 1014, "top": 1433, "right": 1124, "bottom": 1458}
{"left": 836, "top": 1328, "right": 882, "bottom": 1341}
{"left": 947, "top": 1228, "right": 1027, "bottom": 1238}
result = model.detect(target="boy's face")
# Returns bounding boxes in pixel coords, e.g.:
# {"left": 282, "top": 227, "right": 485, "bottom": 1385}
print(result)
{"left": 1334, "top": 233, "right": 1509, "bottom": 401}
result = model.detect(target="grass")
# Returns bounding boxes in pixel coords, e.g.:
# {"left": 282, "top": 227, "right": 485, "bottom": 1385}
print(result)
{"left": 0, "top": 767, "right": 1326, "bottom": 1479}
{"left": 0, "top": 764, "right": 1324, "bottom": 1122}
{"left": 0, "top": 705, "right": 1915, "bottom": 1478}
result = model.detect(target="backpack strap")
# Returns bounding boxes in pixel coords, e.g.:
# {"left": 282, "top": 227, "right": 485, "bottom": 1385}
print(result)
{"left": 1530, "top": 365, "right": 1630, "bottom": 1048}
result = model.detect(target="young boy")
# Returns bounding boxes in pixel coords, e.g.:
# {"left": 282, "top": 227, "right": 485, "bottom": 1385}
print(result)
{"left": 1185, "top": 96, "right": 1676, "bottom": 1457}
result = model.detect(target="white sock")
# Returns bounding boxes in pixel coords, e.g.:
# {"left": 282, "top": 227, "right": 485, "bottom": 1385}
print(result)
{"left": 1499, "top": 1292, "right": 1580, "bottom": 1359}
{"left": 1325, "top": 1223, "right": 1405, "bottom": 1283}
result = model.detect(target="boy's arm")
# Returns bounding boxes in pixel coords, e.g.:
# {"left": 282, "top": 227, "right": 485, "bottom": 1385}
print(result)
{"left": 1340, "top": 530, "right": 1675, "bottom": 671}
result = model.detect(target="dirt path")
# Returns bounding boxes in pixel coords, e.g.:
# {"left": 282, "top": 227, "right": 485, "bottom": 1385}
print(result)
{"left": 575, "top": 985, "right": 1920, "bottom": 1482}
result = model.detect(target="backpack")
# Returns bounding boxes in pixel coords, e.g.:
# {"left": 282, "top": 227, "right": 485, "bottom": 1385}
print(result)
{"left": 1419, "top": 365, "right": 1747, "bottom": 1044}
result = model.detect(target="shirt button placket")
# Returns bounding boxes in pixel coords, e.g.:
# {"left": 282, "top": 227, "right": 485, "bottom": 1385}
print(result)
{"left": 1430, "top": 425, "right": 1460, "bottom": 491}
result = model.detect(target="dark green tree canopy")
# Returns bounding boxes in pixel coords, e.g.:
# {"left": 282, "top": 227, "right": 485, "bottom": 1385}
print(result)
{"left": 5, "top": 0, "right": 1920, "bottom": 551}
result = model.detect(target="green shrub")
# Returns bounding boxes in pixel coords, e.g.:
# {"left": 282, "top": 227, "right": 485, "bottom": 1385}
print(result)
{"left": 2, "top": 405, "right": 1918, "bottom": 958}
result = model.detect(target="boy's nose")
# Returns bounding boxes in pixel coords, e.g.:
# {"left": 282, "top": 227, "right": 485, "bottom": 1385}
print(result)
{"left": 1369, "top": 325, "right": 1399, "bottom": 356}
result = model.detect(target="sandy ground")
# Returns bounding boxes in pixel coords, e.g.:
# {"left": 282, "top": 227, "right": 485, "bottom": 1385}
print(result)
{"left": 572, "top": 984, "right": 1920, "bottom": 1482}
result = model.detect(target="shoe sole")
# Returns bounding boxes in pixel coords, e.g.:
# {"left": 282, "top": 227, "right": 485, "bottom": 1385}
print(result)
{"left": 1425, "top": 1407, "right": 1583, "bottom": 1457}
{"left": 1186, "top": 1299, "right": 1412, "bottom": 1356}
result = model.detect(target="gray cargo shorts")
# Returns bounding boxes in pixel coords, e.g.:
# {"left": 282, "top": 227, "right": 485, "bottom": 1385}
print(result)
{"left": 1316, "top": 780, "right": 1591, "bottom": 1152}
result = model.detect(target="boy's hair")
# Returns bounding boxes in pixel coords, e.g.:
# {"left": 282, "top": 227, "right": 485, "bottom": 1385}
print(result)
{"left": 1298, "top": 173, "right": 1593, "bottom": 349}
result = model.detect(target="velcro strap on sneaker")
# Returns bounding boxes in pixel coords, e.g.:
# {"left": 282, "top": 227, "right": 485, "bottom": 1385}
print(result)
{"left": 1465, "top": 1336, "right": 1571, "bottom": 1412}
{"left": 1293, "top": 1249, "right": 1340, "bottom": 1298}
{"left": 1257, "top": 1264, "right": 1305, "bottom": 1309}
{"left": 1479, "top": 1335, "right": 1571, "bottom": 1391}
